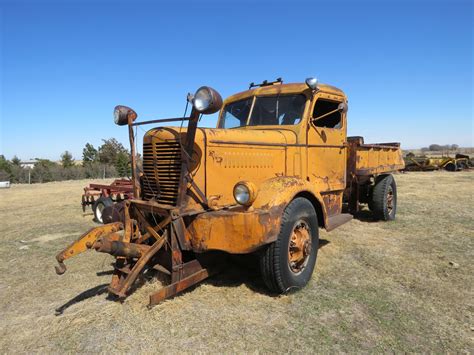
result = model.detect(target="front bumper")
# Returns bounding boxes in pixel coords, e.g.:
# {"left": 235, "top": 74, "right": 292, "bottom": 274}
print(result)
{"left": 186, "top": 206, "right": 283, "bottom": 254}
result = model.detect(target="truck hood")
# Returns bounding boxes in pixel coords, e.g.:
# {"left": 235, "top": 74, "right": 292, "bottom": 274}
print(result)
{"left": 143, "top": 126, "right": 298, "bottom": 209}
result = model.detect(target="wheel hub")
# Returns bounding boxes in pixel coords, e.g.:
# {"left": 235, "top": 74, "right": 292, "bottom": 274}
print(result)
{"left": 288, "top": 220, "right": 311, "bottom": 274}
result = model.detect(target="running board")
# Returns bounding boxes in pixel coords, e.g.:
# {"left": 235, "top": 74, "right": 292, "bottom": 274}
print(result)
{"left": 326, "top": 213, "right": 353, "bottom": 232}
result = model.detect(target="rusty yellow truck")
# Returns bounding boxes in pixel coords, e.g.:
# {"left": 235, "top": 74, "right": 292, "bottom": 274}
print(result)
{"left": 55, "top": 78, "right": 404, "bottom": 306}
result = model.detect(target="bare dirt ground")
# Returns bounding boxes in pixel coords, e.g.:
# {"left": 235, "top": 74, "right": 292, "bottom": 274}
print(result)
{"left": 0, "top": 172, "right": 473, "bottom": 353}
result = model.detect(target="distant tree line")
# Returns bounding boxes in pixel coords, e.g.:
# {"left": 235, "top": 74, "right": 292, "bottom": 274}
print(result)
{"left": 420, "top": 144, "right": 459, "bottom": 152}
{"left": 0, "top": 138, "right": 131, "bottom": 183}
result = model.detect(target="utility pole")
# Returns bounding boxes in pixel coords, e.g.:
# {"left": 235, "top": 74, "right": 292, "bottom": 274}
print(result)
{"left": 27, "top": 158, "right": 35, "bottom": 184}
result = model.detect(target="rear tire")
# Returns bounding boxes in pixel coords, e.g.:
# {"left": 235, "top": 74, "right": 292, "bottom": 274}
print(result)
{"left": 370, "top": 174, "right": 397, "bottom": 221}
{"left": 92, "top": 196, "right": 113, "bottom": 223}
{"left": 259, "top": 197, "right": 319, "bottom": 294}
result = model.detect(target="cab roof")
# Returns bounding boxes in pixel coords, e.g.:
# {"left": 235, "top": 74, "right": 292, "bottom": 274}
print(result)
{"left": 224, "top": 82, "right": 346, "bottom": 103}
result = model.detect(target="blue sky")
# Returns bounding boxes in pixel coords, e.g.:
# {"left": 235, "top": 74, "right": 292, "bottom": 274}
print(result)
{"left": 1, "top": 0, "right": 472, "bottom": 160}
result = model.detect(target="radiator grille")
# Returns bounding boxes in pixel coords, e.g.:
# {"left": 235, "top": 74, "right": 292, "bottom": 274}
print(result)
{"left": 142, "top": 141, "right": 182, "bottom": 205}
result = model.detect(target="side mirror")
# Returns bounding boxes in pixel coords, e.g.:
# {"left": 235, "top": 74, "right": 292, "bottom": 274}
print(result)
{"left": 114, "top": 105, "right": 138, "bottom": 126}
{"left": 338, "top": 102, "right": 348, "bottom": 113}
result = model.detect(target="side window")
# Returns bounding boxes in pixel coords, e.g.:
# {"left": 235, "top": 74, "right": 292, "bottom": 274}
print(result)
{"left": 312, "top": 99, "right": 342, "bottom": 129}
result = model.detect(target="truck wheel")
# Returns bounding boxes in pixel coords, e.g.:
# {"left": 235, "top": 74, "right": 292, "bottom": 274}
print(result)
{"left": 92, "top": 196, "right": 113, "bottom": 223}
{"left": 444, "top": 162, "right": 456, "bottom": 171}
{"left": 259, "top": 197, "right": 319, "bottom": 294}
{"left": 370, "top": 174, "right": 397, "bottom": 221}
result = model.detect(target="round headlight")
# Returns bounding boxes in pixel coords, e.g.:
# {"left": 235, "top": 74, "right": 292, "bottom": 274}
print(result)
{"left": 113, "top": 105, "right": 138, "bottom": 126}
{"left": 234, "top": 184, "right": 250, "bottom": 205}
{"left": 193, "top": 88, "right": 211, "bottom": 112}
{"left": 114, "top": 108, "right": 121, "bottom": 124}
{"left": 192, "top": 86, "right": 223, "bottom": 115}
{"left": 233, "top": 181, "right": 258, "bottom": 206}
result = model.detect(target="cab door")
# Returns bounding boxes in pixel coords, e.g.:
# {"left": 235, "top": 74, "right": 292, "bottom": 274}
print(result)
{"left": 307, "top": 93, "right": 347, "bottom": 214}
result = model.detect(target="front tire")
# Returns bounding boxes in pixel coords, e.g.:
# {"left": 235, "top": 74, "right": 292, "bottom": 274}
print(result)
{"left": 260, "top": 197, "right": 319, "bottom": 294}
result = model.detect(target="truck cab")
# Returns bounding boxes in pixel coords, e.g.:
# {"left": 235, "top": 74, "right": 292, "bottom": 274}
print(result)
{"left": 215, "top": 80, "right": 350, "bottom": 214}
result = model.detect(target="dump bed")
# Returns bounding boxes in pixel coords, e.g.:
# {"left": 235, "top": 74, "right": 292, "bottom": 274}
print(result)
{"left": 347, "top": 136, "right": 405, "bottom": 177}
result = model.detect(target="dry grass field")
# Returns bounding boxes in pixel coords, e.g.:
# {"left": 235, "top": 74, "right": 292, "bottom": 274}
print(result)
{"left": 0, "top": 172, "right": 473, "bottom": 353}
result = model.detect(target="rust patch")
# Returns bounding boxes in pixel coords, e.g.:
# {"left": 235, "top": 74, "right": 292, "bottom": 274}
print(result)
{"left": 187, "top": 207, "right": 283, "bottom": 253}
{"left": 321, "top": 192, "right": 342, "bottom": 216}
{"left": 209, "top": 150, "right": 223, "bottom": 164}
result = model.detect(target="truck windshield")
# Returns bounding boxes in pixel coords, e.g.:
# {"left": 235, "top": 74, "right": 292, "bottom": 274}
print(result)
{"left": 219, "top": 94, "right": 306, "bottom": 128}
{"left": 219, "top": 98, "right": 253, "bottom": 129}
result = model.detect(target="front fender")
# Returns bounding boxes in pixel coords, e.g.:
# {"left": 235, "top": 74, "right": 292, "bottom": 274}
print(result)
{"left": 186, "top": 176, "right": 328, "bottom": 254}
{"left": 253, "top": 176, "right": 328, "bottom": 227}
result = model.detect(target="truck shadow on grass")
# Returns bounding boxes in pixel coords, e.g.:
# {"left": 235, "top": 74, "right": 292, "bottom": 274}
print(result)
{"left": 342, "top": 204, "right": 378, "bottom": 223}
{"left": 352, "top": 210, "right": 378, "bottom": 222}
{"left": 55, "top": 283, "right": 109, "bottom": 315}
{"left": 55, "top": 239, "right": 330, "bottom": 314}
{"left": 205, "top": 238, "right": 330, "bottom": 296}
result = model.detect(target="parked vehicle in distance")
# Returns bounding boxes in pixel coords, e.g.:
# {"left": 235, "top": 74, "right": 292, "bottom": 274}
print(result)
{"left": 56, "top": 77, "right": 405, "bottom": 307}
{"left": 404, "top": 153, "right": 473, "bottom": 172}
